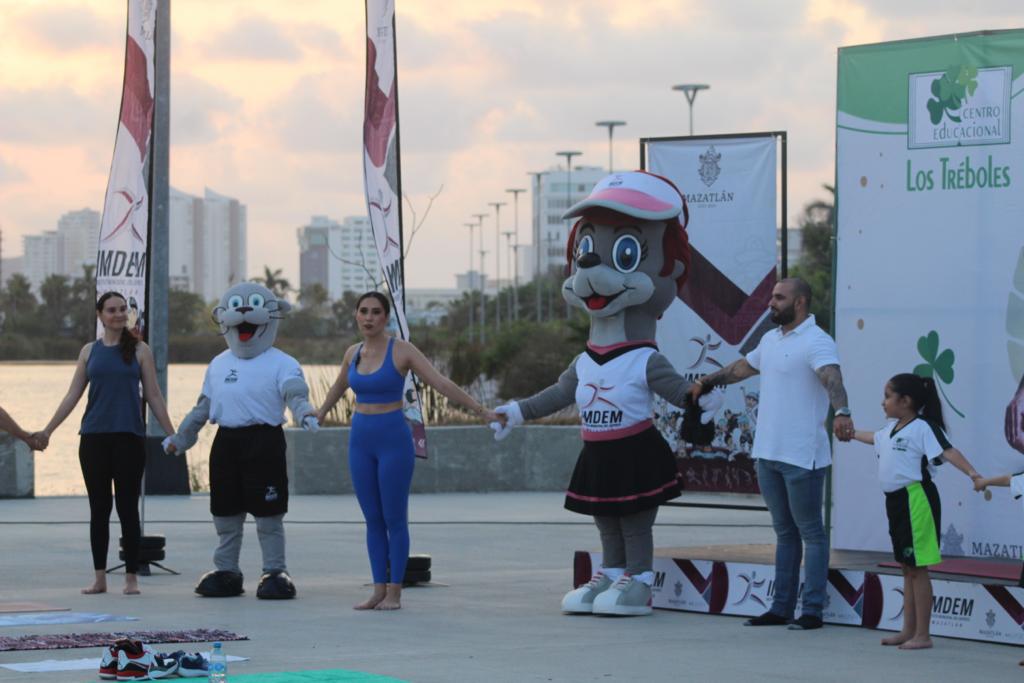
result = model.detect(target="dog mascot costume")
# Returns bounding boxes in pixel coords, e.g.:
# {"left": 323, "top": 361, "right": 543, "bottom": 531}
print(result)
{"left": 494, "top": 171, "right": 719, "bottom": 616}
{"left": 165, "top": 283, "right": 319, "bottom": 599}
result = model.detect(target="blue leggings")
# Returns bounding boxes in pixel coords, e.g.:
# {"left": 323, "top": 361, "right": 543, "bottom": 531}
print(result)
{"left": 349, "top": 410, "right": 416, "bottom": 584}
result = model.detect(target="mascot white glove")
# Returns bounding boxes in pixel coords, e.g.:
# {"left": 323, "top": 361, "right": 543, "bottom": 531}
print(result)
{"left": 491, "top": 401, "right": 524, "bottom": 442}
{"left": 302, "top": 415, "right": 320, "bottom": 433}
{"left": 697, "top": 387, "right": 725, "bottom": 424}
{"left": 161, "top": 435, "right": 177, "bottom": 455}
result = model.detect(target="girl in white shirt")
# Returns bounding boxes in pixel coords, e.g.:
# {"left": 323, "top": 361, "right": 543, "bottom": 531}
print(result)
{"left": 851, "top": 373, "right": 983, "bottom": 651}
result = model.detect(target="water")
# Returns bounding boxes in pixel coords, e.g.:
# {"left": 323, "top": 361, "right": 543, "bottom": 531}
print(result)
{"left": 0, "top": 361, "right": 340, "bottom": 496}
{"left": 208, "top": 642, "right": 226, "bottom": 681}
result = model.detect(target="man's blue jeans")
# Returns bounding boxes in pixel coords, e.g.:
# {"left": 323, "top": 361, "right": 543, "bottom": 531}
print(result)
{"left": 756, "top": 458, "right": 829, "bottom": 618}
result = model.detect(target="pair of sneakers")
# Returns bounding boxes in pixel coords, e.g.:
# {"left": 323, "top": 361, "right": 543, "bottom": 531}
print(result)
{"left": 562, "top": 571, "right": 653, "bottom": 616}
{"left": 98, "top": 639, "right": 178, "bottom": 680}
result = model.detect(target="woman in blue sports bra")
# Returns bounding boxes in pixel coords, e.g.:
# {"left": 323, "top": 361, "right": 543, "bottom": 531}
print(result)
{"left": 317, "top": 291, "right": 496, "bottom": 610}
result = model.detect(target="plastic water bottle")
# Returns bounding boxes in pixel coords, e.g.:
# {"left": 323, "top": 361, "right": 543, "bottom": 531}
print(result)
{"left": 208, "top": 642, "right": 227, "bottom": 682}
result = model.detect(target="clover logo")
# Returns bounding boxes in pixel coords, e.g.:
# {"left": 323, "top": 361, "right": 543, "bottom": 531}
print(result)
{"left": 927, "top": 66, "right": 978, "bottom": 125}
{"left": 914, "top": 330, "right": 964, "bottom": 418}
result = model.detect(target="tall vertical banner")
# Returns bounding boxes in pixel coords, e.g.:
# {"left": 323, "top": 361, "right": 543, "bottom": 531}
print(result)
{"left": 834, "top": 31, "right": 1024, "bottom": 556}
{"left": 95, "top": 0, "right": 157, "bottom": 336}
{"left": 643, "top": 134, "right": 780, "bottom": 493}
{"left": 364, "top": 0, "right": 428, "bottom": 457}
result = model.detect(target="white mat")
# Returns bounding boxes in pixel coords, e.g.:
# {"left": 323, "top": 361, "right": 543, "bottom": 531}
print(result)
{"left": 1, "top": 653, "right": 248, "bottom": 673}
{"left": 0, "top": 612, "right": 138, "bottom": 627}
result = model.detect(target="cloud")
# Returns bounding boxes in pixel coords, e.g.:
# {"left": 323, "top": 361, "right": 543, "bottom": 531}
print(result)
{"left": 171, "top": 74, "right": 244, "bottom": 146}
{"left": 16, "top": 4, "right": 113, "bottom": 53}
{"left": 0, "top": 156, "right": 26, "bottom": 185}
{"left": 263, "top": 75, "right": 361, "bottom": 155}
{"left": 201, "top": 15, "right": 304, "bottom": 62}
{"left": 0, "top": 87, "right": 110, "bottom": 145}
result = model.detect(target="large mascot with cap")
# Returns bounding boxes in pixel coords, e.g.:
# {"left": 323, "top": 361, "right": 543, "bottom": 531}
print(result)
{"left": 165, "top": 283, "right": 319, "bottom": 599}
{"left": 493, "top": 171, "right": 720, "bottom": 616}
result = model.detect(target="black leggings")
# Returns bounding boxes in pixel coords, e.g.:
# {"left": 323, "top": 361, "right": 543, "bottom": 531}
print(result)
{"left": 78, "top": 433, "right": 146, "bottom": 573}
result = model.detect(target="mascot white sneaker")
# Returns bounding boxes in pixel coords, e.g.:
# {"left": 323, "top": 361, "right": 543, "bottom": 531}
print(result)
{"left": 493, "top": 171, "right": 719, "bottom": 616}
{"left": 165, "top": 283, "right": 318, "bottom": 600}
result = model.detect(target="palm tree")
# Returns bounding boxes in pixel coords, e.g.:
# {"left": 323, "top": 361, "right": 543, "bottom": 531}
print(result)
{"left": 253, "top": 266, "right": 292, "bottom": 299}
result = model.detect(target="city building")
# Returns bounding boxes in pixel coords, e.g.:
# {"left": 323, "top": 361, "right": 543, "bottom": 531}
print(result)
{"left": 22, "top": 231, "right": 59, "bottom": 293}
{"left": 296, "top": 215, "right": 380, "bottom": 302}
{"left": 404, "top": 287, "right": 463, "bottom": 326}
{"left": 169, "top": 187, "right": 247, "bottom": 302}
{"left": 529, "top": 165, "right": 605, "bottom": 277}
{"left": 56, "top": 208, "right": 100, "bottom": 278}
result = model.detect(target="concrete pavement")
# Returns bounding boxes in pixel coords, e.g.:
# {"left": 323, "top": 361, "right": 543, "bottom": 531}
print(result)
{"left": 0, "top": 492, "right": 1019, "bottom": 682}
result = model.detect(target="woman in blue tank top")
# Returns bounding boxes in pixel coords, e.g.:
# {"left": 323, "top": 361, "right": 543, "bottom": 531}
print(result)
{"left": 317, "top": 291, "right": 497, "bottom": 610}
{"left": 40, "top": 292, "right": 176, "bottom": 596}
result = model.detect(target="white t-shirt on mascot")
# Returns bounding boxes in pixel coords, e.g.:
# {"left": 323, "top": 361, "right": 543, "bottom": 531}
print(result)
{"left": 202, "top": 347, "right": 304, "bottom": 427}
{"left": 574, "top": 346, "right": 656, "bottom": 441}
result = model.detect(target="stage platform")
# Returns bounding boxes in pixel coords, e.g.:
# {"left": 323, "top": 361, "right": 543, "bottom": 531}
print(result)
{"left": 573, "top": 544, "right": 1024, "bottom": 646}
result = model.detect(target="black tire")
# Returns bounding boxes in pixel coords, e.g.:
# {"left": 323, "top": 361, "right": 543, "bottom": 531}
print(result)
{"left": 121, "top": 535, "right": 166, "bottom": 551}
{"left": 406, "top": 554, "right": 431, "bottom": 571}
{"left": 403, "top": 569, "right": 430, "bottom": 585}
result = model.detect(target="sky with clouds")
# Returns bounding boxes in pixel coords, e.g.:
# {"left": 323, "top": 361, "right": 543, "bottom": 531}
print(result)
{"left": 0, "top": 0, "right": 1020, "bottom": 289}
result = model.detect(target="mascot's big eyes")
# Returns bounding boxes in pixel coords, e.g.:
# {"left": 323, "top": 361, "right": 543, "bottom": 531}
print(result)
{"left": 248, "top": 293, "right": 266, "bottom": 308}
{"left": 576, "top": 234, "right": 594, "bottom": 260}
{"left": 227, "top": 294, "right": 244, "bottom": 309}
{"left": 612, "top": 234, "right": 642, "bottom": 273}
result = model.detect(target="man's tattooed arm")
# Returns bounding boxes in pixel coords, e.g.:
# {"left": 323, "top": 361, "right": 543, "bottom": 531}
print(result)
{"left": 815, "top": 364, "right": 850, "bottom": 411}
{"left": 699, "top": 358, "right": 759, "bottom": 387}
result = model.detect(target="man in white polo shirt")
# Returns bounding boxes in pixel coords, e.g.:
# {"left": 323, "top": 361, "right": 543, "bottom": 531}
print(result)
{"left": 690, "top": 278, "right": 853, "bottom": 630}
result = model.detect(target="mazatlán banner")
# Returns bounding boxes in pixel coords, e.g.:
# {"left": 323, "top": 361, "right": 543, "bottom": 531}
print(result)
{"left": 95, "top": 0, "right": 157, "bottom": 337}
{"left": 363, "top": 0, "right": 427, "bottom": 457}
{"left": 643, "top": 135, "right": 778, "bottom": 493}
{"left": 833, "top": 31, "right": 1024, "bottom": 557}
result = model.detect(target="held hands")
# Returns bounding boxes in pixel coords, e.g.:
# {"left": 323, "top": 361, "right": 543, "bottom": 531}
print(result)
{"left": 687, "top": 379, "right": 706, "bottom": 403}
{"left": 491, "top": 402, "right": 522, "bottom": 441}
{"left": 697, "top": 388, "right": 724, "bottom": 424}
{"left": 833, "top": 415, "right": 854, "bottom": 442}
{"left": 162, "top": 435, "right": 178, "bottom": 455}
{"left": 26, "top": 431, "right": 48, "bottom": 451}
{"left": 302, "top": 415, "right": 320, "bottom": 433}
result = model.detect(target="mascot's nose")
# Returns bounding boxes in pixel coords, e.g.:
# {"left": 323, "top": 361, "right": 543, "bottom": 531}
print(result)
{"left": 236, "top": 306, "right": 253, "bottom": 314}
{"left": 577, "top": 252, "right": 601, "bottom": 269}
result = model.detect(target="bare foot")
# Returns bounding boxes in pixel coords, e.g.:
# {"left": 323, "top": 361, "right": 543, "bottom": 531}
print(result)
{"left": 123, "top": 575, "right": 140, "bottom": 595}
{"left": 898, "top": 638, "right": 933, "bottom": 650}
{"left": 374, "top": 583, "right": 402, "bottom": 611}
{"left": 881, "top": 632, "right": 913, "bottom": 646}
{"left": 81, "top": 582, "right": 107, "bottom": 595}
{"left": 354, "top": 586, "right": 386, "bottom": 610}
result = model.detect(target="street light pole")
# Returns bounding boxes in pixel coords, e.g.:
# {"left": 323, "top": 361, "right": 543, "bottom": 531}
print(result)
{"left": 473, "top": 213, "right": 488, "bottom": 344}
{"left": 488, "top": 201, "right": 507, "bottom": 333}
{"left": 672, "top": 83, "right": 710, "bottom": 136}
{"left": 463, "top": 221, "right": 476, "bottom": 341}
{"left": 595, "top": 120, "right": 626, "bottom": 173}
{"left": 506, "top": 187, "right": 526, "bottom": 321}
{"left": 556, "top": 150, "right": 582, "bottom": 320}
{"left": 502, "top": 230, "right": 515, "bottom": 322}
{"left": 526, "top": 172, "right": 545, "bottom": 322}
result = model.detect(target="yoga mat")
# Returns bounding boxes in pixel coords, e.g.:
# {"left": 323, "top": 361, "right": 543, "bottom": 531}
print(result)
{"left": 0, "top": 603, "right": 68, "bottom": 614}
{"left": 879, "top": 557, "right": 1021, "bottom": 581}
{"left": 231, "top": 672, "right": 407, "bottom": 683}
{"left": 1, "top": 654, "right": 248, "bottom": 673}
{"left": 0, "top": 612, "right": 138, "bottom": 627}
{"left": 0, "top": 628, "right": 247, "bottom": 652}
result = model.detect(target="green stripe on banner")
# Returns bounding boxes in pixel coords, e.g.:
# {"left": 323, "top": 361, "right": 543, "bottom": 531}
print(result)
{"left": 907, "top": 482, "right": 940, "bottom": 566}
{"left": 230, "top": 670, "right": 408, "bottom": 682}
{"left": 838, "top": 30, "right": 1024, "bottom": 124}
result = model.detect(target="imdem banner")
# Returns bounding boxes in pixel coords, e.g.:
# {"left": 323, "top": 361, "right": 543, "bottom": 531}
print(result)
{"left": 643, "top": 134, "right": 779, "bottom": 493}
{"left": 364, "top": 0, "right": 428, "bottom": 457}
{"left": 833, "top": 31, "right": 1024, "bottom": 557}
{"left": 95, "top": 0, "right": 157, "bottom": 337}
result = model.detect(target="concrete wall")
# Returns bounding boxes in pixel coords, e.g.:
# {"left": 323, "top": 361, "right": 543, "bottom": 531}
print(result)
{"left": 285, "top": 425, "right": 582, "bottom": 495}
{"left": 0, "top": 433, "right": 34, "bottom": 498}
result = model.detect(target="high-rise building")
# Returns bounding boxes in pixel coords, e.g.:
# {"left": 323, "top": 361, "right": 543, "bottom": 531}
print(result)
{"left": 530, "top": 165, "right": 605, "bottom": 277}
{"left": 56, "top": 208, "right": 100, "bottom": 278}
{"left": 169, "top": 187, "right": 247, "bottom": 302}
{"left": 23, "top": 231, "right": 60, "bottom": 293}
{"left": 297, "top": 215, "right": 380, "bottom": 302}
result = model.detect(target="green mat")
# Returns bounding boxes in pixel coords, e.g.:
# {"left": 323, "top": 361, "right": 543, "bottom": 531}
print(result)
{"left": 230, "top": 670, "right": 407, "bottom": 682}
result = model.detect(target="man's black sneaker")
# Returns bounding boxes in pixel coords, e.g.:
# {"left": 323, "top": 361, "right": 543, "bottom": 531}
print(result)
{"left": 788, "top": 614, "right": 823, "bottom": 630}
{"left": 744, "top": 611, "right": 790, "bottom": 626}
